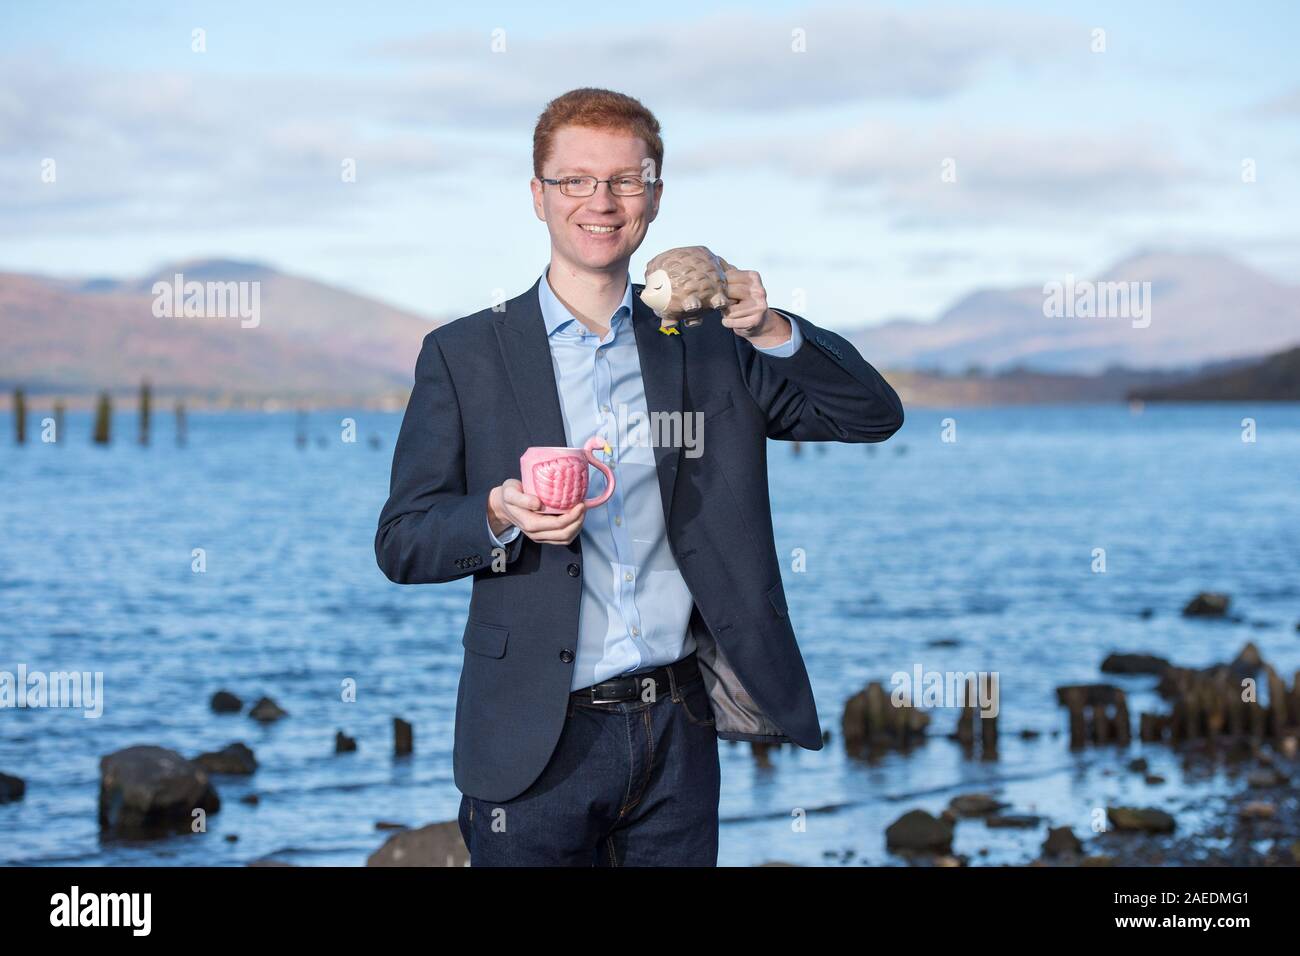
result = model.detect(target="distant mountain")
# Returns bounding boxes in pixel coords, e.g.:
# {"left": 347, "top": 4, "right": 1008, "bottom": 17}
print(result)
{"left": 0, "top": 260, "right": 439, "bottom": 402}
{"left": 851, "top": 252, "right": 1300, "bottom": 375}
{"left": 1128, "top": 346, "right": 1300, "bottom": 402}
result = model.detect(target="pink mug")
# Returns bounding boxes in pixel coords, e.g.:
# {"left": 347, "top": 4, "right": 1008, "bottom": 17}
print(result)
{"left": 520, "top": 436, "right": 616, "bottom": 515}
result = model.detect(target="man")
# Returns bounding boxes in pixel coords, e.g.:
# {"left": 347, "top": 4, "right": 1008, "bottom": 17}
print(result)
{"left": 375, "top": 87, "right": 904, "bottom": 866}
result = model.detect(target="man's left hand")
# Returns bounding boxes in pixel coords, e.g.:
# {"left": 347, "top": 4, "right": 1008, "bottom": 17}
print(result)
{"left": 720, "top": 265, "right": 791, "bottom": 349}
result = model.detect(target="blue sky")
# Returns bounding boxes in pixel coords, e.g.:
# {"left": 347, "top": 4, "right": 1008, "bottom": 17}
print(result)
{"left": 1, "top": 0, "right": 1297, "bottom": 329}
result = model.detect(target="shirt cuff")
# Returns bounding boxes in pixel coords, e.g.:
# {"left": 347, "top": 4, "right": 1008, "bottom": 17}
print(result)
{"left": 753, "top": 309, "right": 803, "bottom": 357}
{"left": 486, "top": 513, "right": 521, "bottom": 548}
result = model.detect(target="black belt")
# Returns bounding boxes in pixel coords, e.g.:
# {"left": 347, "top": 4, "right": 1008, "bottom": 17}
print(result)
{"left": 572, "top": 652, "right": 700, "bottom": 705}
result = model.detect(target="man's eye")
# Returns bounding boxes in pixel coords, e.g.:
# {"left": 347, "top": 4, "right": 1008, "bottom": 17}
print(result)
{"left": 564, "top": 178, "right": 586, "bottom": 187}
{"left": 615, "top": 177, "right": 638, "bottom": 187}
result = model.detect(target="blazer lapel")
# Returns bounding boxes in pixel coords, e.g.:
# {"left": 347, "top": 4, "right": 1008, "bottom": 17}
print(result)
{"left": 631, "top": 283, "right": 685, "bottom": 527}
{"left": 493, "top": 275, "right": 686, "bottom": 527}
{"left": 495, "top": 275, "right": 570, "bottom": 449}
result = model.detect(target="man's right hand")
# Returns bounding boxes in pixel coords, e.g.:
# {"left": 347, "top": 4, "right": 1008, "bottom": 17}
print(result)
{"left": 489, "top": 478, "right": 586, "bottom": 545}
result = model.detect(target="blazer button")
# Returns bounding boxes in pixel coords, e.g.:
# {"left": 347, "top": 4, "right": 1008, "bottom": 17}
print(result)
{"left": 559, "top": 649, "right": 574, "bottom": 663}
{"left": 566, "top": 563, "right": 580, "bottom": 577}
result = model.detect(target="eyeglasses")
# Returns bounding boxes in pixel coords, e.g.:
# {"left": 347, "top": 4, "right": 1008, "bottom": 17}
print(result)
{"left": 540, "top": 175, "right": 661, "bottom": 197}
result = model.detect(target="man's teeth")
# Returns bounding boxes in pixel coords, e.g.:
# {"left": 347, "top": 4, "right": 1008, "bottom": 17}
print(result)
{"left": 580, "top": 224, "right": 618, "bottom": 233}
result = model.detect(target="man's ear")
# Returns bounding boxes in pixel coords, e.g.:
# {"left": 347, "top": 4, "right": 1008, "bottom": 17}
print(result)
{"left": 530, "top": 177, "right": 546, "bottom": 222}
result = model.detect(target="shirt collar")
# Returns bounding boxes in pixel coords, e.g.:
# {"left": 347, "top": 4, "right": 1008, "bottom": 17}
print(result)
{"left": 538, "top": 265, "right": 634, "bottom": 338}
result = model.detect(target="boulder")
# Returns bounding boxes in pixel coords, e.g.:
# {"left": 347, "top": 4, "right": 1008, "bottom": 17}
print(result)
{"left": 210, "top": 690, "right": 243, "bottom": 714}
{"left": 99, "top": 745, "right": 220, "bottom": 837}
{"left": 947, "top": 793, "right": 1007, "bottom": 817}
{"left": 1043, "top": 826, "right": 1083, "bottom": 857}
{"left": 0, "top": 771, "right": 25, "bottom": 803}
{"left": 985, "top": 814, "right": 1042, "bottom": 829}
{"left": 1239, "top": 801, "right": 1276, "bottom": 820}
{"left": 1182, "top": 592, "right": 1230, "bottom": 617}
{"left": 367, "top": 821, "right": 468, "bottom": 867}
{"left": 885, "top": 809, "right": 953, "bottom": 853}
{"left": 1100, "top": 653, "right": 1170, "bottom": 675}
{"left": 194, "top": 742, "right": 257, "bottom": 775}
{"left": 1247, "top": 767, "right": 1289, "bottom": 788}
{"left": 248, "top": 697, "right": 287, "bottom": 722}
{"left": 1106, "top": 806, "right": 1175, "bottom": 833}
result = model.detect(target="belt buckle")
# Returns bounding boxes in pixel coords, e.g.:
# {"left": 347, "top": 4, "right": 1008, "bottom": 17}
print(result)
{"left": 588, "top": 678, "right": 633, "bottom": 705}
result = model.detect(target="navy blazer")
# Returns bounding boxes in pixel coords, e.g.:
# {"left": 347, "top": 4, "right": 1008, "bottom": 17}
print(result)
{"left": 375, "top": 274, "right": 904, "bottom": 802}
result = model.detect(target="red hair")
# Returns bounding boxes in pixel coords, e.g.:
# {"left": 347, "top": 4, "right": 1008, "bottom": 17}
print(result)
{"left": 532, "top": 87, "right": 664, "bottom": 180}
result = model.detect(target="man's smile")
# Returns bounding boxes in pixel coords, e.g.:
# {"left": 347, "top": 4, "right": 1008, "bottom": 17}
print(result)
{"left": 578, "top": 222, "right": 622, "bottom": 238}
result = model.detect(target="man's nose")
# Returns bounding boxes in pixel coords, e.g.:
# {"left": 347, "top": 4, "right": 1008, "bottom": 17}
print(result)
{"left": 586, "top": 182, "right": 619, "bottom": 211}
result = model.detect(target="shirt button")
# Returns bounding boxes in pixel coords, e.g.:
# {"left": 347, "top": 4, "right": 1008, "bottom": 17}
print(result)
{"left": 624, "top": 571, "right": 633, "bottom": 582}
{"left": 614, "top": 515, "right": 622, "bottom": 526}
{"left": 559, "top": 649, "right": 574, "bottom": 663}
{"left": 567, "top": 563, "right": 580, "bottom": 577}
{"left": 601, "top": 405, "right": 610, "bottom": 413}
{"left": 631, "top": 625, "right": 639, "bottom": 636}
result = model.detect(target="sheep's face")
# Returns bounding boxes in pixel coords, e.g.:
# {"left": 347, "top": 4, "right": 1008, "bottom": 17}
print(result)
{"left": 530, "top": 126, "right": 660, "bottom": 274}
{"left": 642, "top": 268, "right": 672, "bottom": 314}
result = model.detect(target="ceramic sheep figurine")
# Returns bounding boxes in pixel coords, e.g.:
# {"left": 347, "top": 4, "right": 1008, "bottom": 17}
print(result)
{"left": 640, "top": 245, "right": 734, "bottom": 332}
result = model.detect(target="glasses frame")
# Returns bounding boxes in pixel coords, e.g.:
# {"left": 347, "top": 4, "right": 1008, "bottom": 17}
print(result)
{"left": 539, "top": 174, "right": 662, "bottom": 198}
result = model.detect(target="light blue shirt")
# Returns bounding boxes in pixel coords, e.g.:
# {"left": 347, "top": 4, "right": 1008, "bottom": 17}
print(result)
{"left": 487, "top": 266, "right": 803, "bottom": 691}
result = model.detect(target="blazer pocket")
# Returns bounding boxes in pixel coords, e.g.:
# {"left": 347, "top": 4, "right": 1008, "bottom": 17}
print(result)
{"left": 698, "top": 390, "right": 734, "bottom": 421}
{"left": 462, "top": 620, "right": 509, "bottom": 658}
{"left": 766, "top": 582, "right": 788, "bottom": 619}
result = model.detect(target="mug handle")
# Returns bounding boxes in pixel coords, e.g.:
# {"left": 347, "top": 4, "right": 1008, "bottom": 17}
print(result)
{"left": 582, "top": 436, "right": 615, "bottom": 508}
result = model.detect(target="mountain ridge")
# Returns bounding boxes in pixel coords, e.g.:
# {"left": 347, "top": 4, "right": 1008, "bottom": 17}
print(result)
{"left": 844, "top": 250, "right": 1300, "bottom": 375}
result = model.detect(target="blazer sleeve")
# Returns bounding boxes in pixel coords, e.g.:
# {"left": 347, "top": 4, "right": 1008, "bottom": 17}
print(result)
{"left": 736, "top": 307, "right": 904, "bottom": 443}
{"left": 375, "top": 332, "right": 525, "bottom": 584}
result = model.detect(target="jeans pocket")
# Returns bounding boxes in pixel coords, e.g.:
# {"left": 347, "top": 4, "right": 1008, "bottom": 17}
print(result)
{"left": 676, "top": 676, "right": 715, "bottom": 727}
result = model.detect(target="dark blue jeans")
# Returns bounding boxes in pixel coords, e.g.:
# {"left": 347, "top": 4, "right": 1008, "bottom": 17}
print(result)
{"left": 457, "top": 666, "right": 721, "bottom": 866}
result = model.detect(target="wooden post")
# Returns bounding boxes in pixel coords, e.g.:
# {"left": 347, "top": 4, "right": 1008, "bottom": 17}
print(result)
{"left": 1113, "top": 691, "right": 1131, "bottom": 745}
{"left": 955, "top": 698, "right": 974, "bottom": 746}
{"left": 1064, "top": 687, "right": 1087, "bottom": 749}
{"left": 1226, "top": 685, "right": 1246, "bottom": 737}
{"left": 1248, "top": 692, "right": 1267, "bottom": 739}
{"left": 968, "top": 676, "right": 987, "bottom": 755}
{"left": 93, "top": 392, "right": 112, "bottom": 445}
{"left": 1170, "top": 695, "right": 1186, "bottom": 743}
{"left": 1093, "top": 700, "right": 1111, "bottom": 744}
{"left": 12, "top": 389, "right": 25, "bottom": 444}
{"left": 1267, "top": 666, "right": 1288, "bottom": 739}
{"left": 864, "top": 682, "right": 886, "bottom": 747}
{"left": 1205, "top": 682, "right": 1226, "bottom": 738}
{"left": 394, "top": 717, "right": 413, "bottom": 756}
{"left": 175, "top": 401, "right": 187, "bottom": 446}
{"left": 979, "top": 704, "right": 998, "bottom": 757}
{"left": 1139, "top": 712, "right": 1159, "bottom": 742}
{"left": 53, "top": 400, "right": 65, "bottom": 446}
{"left": 138, "top": 379, "right": 151, "bottom": 446}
